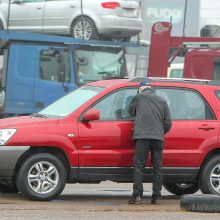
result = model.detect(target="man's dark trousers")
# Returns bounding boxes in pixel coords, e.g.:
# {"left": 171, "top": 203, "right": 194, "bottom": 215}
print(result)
{"left": 132, "top": 139, "right": 164, "bottom": 199}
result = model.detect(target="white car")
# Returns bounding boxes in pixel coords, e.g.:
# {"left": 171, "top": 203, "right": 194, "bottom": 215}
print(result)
{"left": 0, "top": 0, "right": 143, "bottom": 40}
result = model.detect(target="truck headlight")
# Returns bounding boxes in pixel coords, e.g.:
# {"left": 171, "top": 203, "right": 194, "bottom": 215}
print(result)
{"left": 0, "top": 129, "right": 17, "bottom": 145}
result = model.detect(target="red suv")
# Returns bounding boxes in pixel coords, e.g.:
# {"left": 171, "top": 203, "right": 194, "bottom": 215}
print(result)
{"left": 1, "top": 77, "right": 220, "bottom": 201}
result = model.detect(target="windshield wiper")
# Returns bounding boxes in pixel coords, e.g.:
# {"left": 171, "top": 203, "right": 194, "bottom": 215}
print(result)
{"left": 31, "top": 113, "right": 47, "bottom": 118}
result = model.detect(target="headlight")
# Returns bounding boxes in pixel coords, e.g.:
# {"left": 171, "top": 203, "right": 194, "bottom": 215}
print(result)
{"left": 0, "top": 129, "right": 17, "bottom": 145}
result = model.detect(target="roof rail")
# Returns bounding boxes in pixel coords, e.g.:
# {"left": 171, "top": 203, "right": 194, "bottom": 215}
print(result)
{"left": 128, "top": 77, "right": 220, "bottom": 86}
{"left": 128, "top": 77, "right": 152, "bottom": 82}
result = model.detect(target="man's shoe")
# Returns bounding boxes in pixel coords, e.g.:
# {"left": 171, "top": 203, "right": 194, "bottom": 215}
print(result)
{"left": 151, "top": 198, "right": 161, "bottom": 205}
{"left": 128, "top": 196, "right": 142, "bottom": 205}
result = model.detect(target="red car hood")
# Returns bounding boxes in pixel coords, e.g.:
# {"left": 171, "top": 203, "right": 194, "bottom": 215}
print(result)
{"left": 0, "top": 116, "right": 59, "bottom": 129}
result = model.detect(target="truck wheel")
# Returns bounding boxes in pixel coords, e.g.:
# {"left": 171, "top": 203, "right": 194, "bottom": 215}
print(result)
{"left": 180, "top": 194, "right": 220, "bottom": 213}
{"left": 200, "top": 156, "right": 220, "bottom": 195}
{"left": 71, "top": 17, "right": 99, "bottom": 40}
{"left": 163, "top": 183, "right": 199, "bottom": 195}
{"left": 16, "top": 153, "right": 67, "bottom": 201}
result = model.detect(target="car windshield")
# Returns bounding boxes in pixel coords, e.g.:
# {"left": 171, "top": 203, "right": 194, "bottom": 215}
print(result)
{"left": 76, "top": 47, "right": 127, "bottom": 85}
{"left": 38, "top": 86, "right": 104, "bottom": 117}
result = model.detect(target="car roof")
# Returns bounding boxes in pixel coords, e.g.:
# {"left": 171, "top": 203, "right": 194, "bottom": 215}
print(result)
{"left": 87, "top": 77, "right": 220, "bottom": 89}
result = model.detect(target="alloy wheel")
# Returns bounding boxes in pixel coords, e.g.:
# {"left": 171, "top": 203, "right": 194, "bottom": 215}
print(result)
{"left": 210, "top": 164, "right": 220, "bottom": 193}
{"left": 27, "top": 161, "right": 59, "bottom": 195}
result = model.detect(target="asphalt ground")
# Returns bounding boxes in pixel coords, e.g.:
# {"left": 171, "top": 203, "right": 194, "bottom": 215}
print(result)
{"left": 0, "top": 182, "right": 219, "bottom": 220}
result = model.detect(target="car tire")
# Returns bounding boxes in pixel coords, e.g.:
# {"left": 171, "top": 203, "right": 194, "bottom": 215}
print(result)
{"left": 200, "top": 156, "right": 220, "bottom": 195}
{"left": 16, "top": 153, "right": 67, "bottom": 201}
{"left": 71, "top": 17, "right": 99, "bottom": 40}
{"left": 180, "top": 194, "right": 220, "bottom": 213}
{"left": 163, "top": 183, "right": 200, "bottom": 195}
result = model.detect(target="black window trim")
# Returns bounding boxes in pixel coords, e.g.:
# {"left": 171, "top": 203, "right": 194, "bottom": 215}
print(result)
{"left": 78, "top": 86, "right": 137, "bottom": 122}
{"left": 154, "top": 86, "right": 217, "bottom": 121}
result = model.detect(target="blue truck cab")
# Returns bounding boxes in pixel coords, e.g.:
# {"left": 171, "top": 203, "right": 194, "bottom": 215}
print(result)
{"left": 0, "top": 30, "right": 130, "bottom": 117}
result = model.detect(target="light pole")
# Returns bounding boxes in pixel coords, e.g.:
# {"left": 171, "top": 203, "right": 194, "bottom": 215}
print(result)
{"left": 183, "top": 0, "right": 188, "bottom": 37}
{"left": 80, "top": 0, "right": 85, "bottom": 39}
{"left": 6, "top": 0, "right": 12, "bottom": 32}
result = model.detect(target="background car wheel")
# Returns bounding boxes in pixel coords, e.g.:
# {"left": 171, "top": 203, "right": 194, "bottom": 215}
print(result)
{"left": 71, "top": 17, "right": 99, "bottom": 40}
{"left": 163, "top": 183, "right": 200, "bottom": 195}
{"left": 180, "top": 194, "right": 220, "bottom": 213}
{"left": 200, "top": 156, "right": 220, "bottom": 195}
{"left": 16, "top": 153, "right": 67, "bottom": 201}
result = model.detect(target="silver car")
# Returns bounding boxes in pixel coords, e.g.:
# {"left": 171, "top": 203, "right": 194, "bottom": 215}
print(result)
{"left": 0, "top": 0, "right": 143, "bottom": 40}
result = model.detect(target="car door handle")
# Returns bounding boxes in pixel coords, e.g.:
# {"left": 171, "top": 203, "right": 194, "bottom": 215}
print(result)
{"left": 69, "top": 5, "right": 75, "bottom": 8}
{"left": 36, "top": 7, "right": 42, "bottom": 9}
{"left": 198, "top": 125, "right": 215, "bottom": 130}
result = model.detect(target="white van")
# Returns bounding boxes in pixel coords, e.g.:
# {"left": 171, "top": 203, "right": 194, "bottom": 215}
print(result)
{"left": 167, "top": 63, "right": 184, "bottom": 78}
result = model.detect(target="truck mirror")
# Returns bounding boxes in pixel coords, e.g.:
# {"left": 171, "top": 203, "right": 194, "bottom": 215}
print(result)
{"left": 77, "top": 57, "right": 89, "bottom": 66}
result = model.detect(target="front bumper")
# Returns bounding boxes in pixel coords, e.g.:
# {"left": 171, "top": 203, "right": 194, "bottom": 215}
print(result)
{"left": 0, "top": 146, "right": 29, "bottom": 180}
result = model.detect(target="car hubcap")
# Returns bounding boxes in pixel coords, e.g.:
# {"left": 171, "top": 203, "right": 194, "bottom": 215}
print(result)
{"left": 28, "top": 161, "right": 59, "bottom": 194}
{"left": 210, "top": 164, "right": 220, "bottom": 193}
{"left": 73, "top": 21, "right": 92, "bottom": 40}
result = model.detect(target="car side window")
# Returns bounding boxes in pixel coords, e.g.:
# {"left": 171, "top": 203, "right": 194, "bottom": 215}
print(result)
{"left": 39, "top": 49, "right": 70, "bottom": 82}
{"left": 156, "top": 88, "right": 214, "bottom": 120}
{"left": 92, "top": 88, "right": 136, "bottom": 121}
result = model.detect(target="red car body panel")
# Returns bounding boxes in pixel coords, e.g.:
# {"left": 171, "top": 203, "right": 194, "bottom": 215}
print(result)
{"left": 2, "top": 79, "right": 220, "bottom": 171}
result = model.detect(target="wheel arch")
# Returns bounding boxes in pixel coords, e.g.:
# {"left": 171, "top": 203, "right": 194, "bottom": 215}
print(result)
{"left": 70, "top": 15, "right": 99, "bottom": 34}
{"left": 13, "top": 146, "right": 71, "bottom": 181}
{"left": 197, "top": 148, "right": 220, "bottom": 179}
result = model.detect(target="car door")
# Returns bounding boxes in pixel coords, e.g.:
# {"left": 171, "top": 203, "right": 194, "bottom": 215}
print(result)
{"left": 76, "top": 87, "right": 139, "bottom": 174}
{"left": 155, "top": 87, "right": 219, "bottom": 170}
{"left": 9, "top": 0, "right": 45, "bottom": 32}
{"left": 43, "top": 0, "right": 79, "bottom": 34}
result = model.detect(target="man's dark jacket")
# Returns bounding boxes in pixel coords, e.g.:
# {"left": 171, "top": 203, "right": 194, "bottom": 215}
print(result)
{"left": 128, "top": 88, "right": 172, "bottom": 141}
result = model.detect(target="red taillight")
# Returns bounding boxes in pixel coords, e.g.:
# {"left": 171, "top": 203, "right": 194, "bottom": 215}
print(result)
{"left": 101, "top": 2, "right": 121, "bottom": 9}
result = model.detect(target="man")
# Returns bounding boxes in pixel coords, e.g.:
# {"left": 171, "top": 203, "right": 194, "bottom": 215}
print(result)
{"left": 128, "top": 79, "right": 172, "bottom": 205}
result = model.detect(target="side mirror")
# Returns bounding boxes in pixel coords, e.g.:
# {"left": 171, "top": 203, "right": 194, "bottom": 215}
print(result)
{"left": 83, "top": 109, "right": 100, "bottom": 122}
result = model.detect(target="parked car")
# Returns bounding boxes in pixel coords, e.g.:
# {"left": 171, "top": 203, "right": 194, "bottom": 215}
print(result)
{"left": 0, "top": 0, "right": 143, "bottom": 40}
{"left": 1, "top": 77, "right": 220, "bottom": 200}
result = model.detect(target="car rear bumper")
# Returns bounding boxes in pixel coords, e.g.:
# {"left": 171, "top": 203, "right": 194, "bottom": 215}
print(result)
{"left": 0, "top": 146, "right": 29, "bottom": 180}
{"left": 97, "top": 17, "right": 143, "bottom": 37}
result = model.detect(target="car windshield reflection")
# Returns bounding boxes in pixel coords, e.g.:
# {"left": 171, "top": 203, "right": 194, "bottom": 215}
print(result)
{"left": 38, "top": 86, "right": 104, "bottom": 117}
